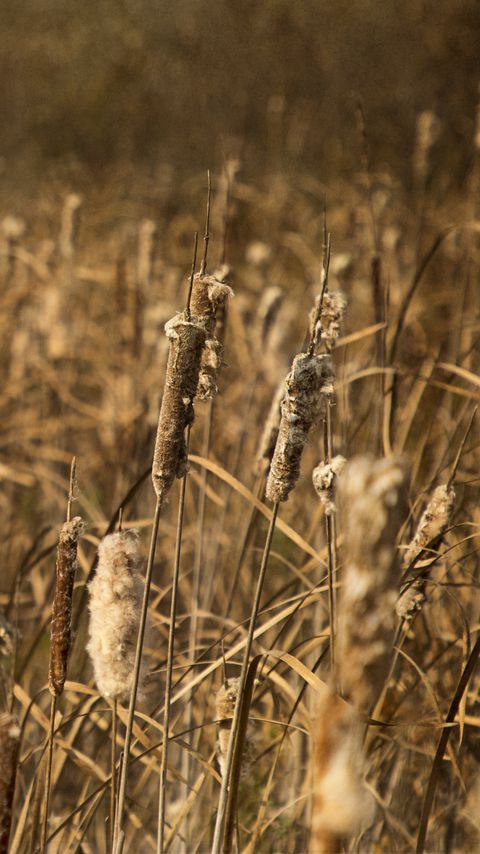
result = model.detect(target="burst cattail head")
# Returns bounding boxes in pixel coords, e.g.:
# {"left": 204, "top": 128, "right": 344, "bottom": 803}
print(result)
{"left": 152, "top": 312, "right": 206, "bottom": 499}
{"left": 310, "top": 291, "right": 347, "bottom": 352}
{"left": 87, "top": 530, "right": 144, "bottom": 702}
{"left": 403, "top": 484, "right": 455, "bottom": 568}
{"left": 266, "top": 353, "right": 334, "bottom": 503}
{"left": 215, "top": 678, "right": 253, "bottom": 780}
{"left": 49, "top": 516, "right": 84, "bottom": 697}
{"left": 0, "top": 712, "right": 20, "bottom": 854}
{"left": 397, "top": 483, "right": 455, "bottom": 622}
{"left": 337, "top": 456, "right": 409, "bottom": 713}
{"left": 189, "top": 272, "right": 233, "bottom": 400}
{"left": 310, "top": 692, "right": 374, "bottom": 854}
{"left": 312, "top": 455, "right": 346, "bottom": 515}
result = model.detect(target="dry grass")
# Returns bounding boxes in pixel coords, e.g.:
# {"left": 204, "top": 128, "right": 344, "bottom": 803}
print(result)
{"left": 1, "top": 144, "right": 480, "bottom": 854}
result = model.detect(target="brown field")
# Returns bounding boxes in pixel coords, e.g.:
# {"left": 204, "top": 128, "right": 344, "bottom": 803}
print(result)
{"left": 1, "top": 3, "right": 480, "bottom": 853}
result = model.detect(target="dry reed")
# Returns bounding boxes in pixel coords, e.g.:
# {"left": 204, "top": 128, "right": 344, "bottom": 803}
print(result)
{"left": 0, "top": 712, "right": 20, "bottom": 854}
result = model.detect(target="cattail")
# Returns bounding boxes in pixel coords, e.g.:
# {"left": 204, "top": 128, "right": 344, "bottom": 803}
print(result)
{"left": 256, "top": 378, "right": 285, "bottom": 469}
{"left": 337, "top": 456, "right": 409, "bottom": 714}
{"left": 215, "top": 679, "right": 253, "bottom": 780}
{"left": 0, "top": 712, "right": 20, "bottom": 854}
{"left": 397, "top": 483, "right": 455, "bottom": 621}
{"left": 257, "top": 285, "right": 284, "bottom": 348}
{"left": 49, "top": 516, "right": 84, "bottom": 697}
{"left": 87, "top": 530, "right": 144, "bottom": 701}
{"left": 414, "top": 110, "right": 441, "bottom": 187}
{"left": 266, "top": 353, "right": 334, "bottom": 503}
{"left": 309, "top": 291, "right": 347, "bottom": 352}
{"left": 137, "top": 219, "right": 156, "bottom": 292}
{"left": 312, "top": 455, "right": 346, "bottom": 515}
{"left": 151, "top": 312, "right": 206, "bottom": 500}
{"left": 310, "top": 693, "right": 374, "bottom": 854}
{"left": 403, "top": 484, "right": 455, "bottom": 568}
{"left": 189, "top": 272, "right": 233, "bottom": 400}
{"left": 59, "top": 193, "right": 82, "bottom": 261}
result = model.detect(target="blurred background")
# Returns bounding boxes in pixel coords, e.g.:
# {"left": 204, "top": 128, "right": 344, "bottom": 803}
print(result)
{"left": 1, "top": 0, "right": 479, "bottom": 198}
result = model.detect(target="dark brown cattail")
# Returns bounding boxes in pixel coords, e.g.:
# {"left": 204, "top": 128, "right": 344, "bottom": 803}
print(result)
{"left": 48, "top": 516, "right": 84, "bottom": 697}
{"left": 266, "top": 353, "right": 334, "bottom": 503}
{"left": 0, "top": 712, "right": 19, "bottom": 854}
{"left": 337, "top": 456, "right": 409, "bottom": 714}
{"left": 152, "top": 312, "right": 206, "bottom": 499}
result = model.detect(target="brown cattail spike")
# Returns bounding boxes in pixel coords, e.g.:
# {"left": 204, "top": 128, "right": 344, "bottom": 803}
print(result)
{"left": 337, "top": 456, "right": 409, "bottom": 714}
{"left": 266, "top": 353, "right": 334, "bottom": 503}
{"left": 403, "top": 484, "right": 455, "bottom": 568}
{"left": 48, "top": 516, "right": 84, "bottom": 697}
{"left": 189, "top": 272, "right": 233, "bottom": 400}
{"left": 87, "top": 530, "right": 144, "bottom": 702}
{"left": 152, "top": 312, "right": 206, "bottom": 499}
{"left": 397, "top": 483, "right": 455, "bottom": 622}
{"left": 0, "top": 712, "right": 20, "bottom": 854}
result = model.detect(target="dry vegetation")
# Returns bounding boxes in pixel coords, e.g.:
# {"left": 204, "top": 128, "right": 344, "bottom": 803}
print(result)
{"left": 2, "top": 4, "right": 480, "bottom": 853}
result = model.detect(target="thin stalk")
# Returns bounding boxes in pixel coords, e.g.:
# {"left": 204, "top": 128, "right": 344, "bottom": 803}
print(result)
{"left": 157, "top": 427, "right": 192, "bottom": 854}
{"left": 113, "top": 496, "right": 162, "bottom": 851}
{"left": 110, "top": 699, "right": 118, "bottom": 854}
{"left": 40, "top": 694, "right": 56, "bottom": 853}
{"left": 211, "top": 502, "right": 279, "bottom": 854}
{"left": 323, "top": 399, "right": 337, "bottom": 673}
{"left": 40, "top": 456, "right": 76, "bottom": 854}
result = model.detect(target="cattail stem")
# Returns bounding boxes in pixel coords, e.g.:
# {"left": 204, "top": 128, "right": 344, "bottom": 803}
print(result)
{"left": 211, "top": 501, "right": 279, "bottom": 854}
{"left": 110, "top": 699, "right": 118, "bottom": 854}
{"left": 40, "top": 694, "right": 56, "bottom": 854}
{"left": 42, "top": 457, "right": 80, "bottom": 853}
{"left": 157, "top": 426, "right": 191, "bottom": 854}
{"left": 113, "top": 497, "right": 162, "bottom": 851}
{"left": 324, "top": 402, "right": 337, "bottom": 672}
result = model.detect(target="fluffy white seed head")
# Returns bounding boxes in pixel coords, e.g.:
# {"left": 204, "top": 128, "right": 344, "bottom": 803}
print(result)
{"left": 87, "top": 530, "right": 144, "bottom": 702}
{"left": 312, "top": 455, "right": 346, "bottom": 515}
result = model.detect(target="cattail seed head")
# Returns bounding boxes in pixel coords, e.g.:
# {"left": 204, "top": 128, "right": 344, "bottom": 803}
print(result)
{"left": 312, "top": 455, "right": 346, "bottom": 515}
{"left": 403, "top": 484, "right": 455, "bottom": 568}
{"left": 266, "top": 353, "right": 334, "bottom": 503}
{"left": 49, "top": 516, "right": 84, "bottom": 697}
{"left": 152, "top": 312, "right": 206, "bottom": 499}
{"left": 87, "top": 530, "right": 144, "bottom": 702}
{"left": 311, "top": 693, "right": 374, "bottom": 854}
{"left": 215, "top": 678, "right": 253, "bottom": 780}
{"left": 189, "top": 272, "right": 233, "bottom": 400}
{"left": 310, "top": 291, "right": 347, "bottom": 352}
{"left": 257, "top": 285, "right": 284, "bottom": 348}
{"left": 337, "top": 456, "right": 409, "bottom": 713}
{"left": 0, "top": 712, "right": 20, "bottom": 854}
